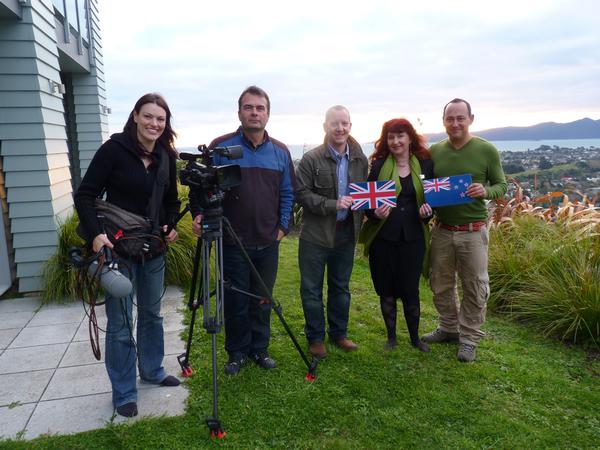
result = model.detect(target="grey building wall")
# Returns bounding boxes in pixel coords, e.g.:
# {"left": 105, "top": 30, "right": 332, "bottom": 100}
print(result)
{"left": 0, "top": 0, "right": 108, "bottom": 293}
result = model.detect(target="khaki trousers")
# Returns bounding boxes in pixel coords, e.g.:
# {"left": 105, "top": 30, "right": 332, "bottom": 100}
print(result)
{"left": 429, "top": 225, "right": 490, "bottom": 346}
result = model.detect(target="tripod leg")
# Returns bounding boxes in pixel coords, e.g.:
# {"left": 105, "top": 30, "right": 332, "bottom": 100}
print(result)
{"left": 222, "top": 217, "right": 318, "bottom": 379}
{"left": 178, "top": 238, "right": 203, "bottom": 377}
{"left": 204, "top": 223, "right": 227, "bottom": 438}
{"left": 205, "top": 332, "right": 226, "bottom": 439}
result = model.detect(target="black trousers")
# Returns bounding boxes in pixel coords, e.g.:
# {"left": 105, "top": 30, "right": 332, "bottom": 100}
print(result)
{"left": 368, "top": 237, "right": 424, "bottom": 343}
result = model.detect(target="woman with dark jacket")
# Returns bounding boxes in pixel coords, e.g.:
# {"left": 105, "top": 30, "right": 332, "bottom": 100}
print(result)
{"left": 358, "top": 118, "right": 434, "bottom": 353}
{"left": 74, "top": 93, "right": 181, "bottom": 417}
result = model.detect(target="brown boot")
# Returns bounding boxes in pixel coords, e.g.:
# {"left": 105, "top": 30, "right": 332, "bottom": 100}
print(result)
{"left": 309, "top": 342, "right": 327, "bottom": 359}
{"left": 333, "top": 337, "right": 358, "bottom": 352}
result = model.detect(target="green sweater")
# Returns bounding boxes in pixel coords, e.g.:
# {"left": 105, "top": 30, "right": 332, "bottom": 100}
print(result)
{"left": 430, "top": 136, "right": 507, "bottom": 225}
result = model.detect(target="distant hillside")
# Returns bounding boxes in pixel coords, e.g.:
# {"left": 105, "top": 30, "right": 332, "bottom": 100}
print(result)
{"left": 425, "top": 118, "right": 600, "bottom": 142}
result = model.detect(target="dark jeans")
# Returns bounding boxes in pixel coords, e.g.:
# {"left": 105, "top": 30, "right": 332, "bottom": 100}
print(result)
{"left": 298, "top": 222, "right": 355, "bottom": 343}
{"left": 223, "top": 241, "right": 280, "bottom": 357}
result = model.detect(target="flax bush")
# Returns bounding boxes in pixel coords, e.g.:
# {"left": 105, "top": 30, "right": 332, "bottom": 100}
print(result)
{"left": 489, "top": 216, "right": 600, "bottom": 346}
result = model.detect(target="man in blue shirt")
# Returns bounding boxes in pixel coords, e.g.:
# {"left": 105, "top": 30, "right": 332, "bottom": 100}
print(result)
{"left": 191, "top": 86, "right": 295, "bottom": 375}
{"left": 295, "top": 105, "right": 368, "bottom": 359}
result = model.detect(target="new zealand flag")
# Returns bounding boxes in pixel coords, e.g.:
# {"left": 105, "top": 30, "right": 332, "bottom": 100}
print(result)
{"left": 349, "top": 180, "right": 397, "bottom": 211}
{"left": 423, "top": 174, "right": 474, "bottom": 207}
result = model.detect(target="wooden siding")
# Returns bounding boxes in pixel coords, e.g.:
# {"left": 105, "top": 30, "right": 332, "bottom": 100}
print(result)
{"left": 0, "top": 0, "right": 107, "bottom": 293}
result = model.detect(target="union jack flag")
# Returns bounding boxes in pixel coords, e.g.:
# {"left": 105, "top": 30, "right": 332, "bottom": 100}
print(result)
{"left": 424, "top": 174, "right": 474, "bottom": 207}
{"left": 423, "top": 177, "right": 451, "bottom": 193}
{"left": 349, "top": 180, "right": 397, "bottom": 211}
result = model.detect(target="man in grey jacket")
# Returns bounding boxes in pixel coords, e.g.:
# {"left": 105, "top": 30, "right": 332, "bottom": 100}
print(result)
{"left": 295, "top": 105, "right": 368, "bottom": 359}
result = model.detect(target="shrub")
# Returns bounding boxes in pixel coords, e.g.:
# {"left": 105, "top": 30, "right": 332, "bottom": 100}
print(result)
{"left": 489, "top": 215, "right": 600, "bottom": 346}
{"left": 507, "top": 234, "right": 600, "bottom": 345}
{"left": 41, "top": 213, "right": 85, "bottom": 303}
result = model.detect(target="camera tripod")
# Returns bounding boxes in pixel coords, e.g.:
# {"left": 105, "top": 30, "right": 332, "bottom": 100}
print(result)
{"left": 176, "top": 206, "right": 318, "bottom": 439}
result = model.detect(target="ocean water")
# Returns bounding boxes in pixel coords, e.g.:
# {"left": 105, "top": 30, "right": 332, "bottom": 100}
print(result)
{"left": 286, "top": 138, "right": 600, "bottom": 160}
{"left": 484, "top": 138, "right": 600, "bottom": 152}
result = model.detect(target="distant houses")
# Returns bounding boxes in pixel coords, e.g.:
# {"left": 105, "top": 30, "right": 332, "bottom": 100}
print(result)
{"left": 501, "top": 146, "right": 600, "bottom": 200}
{"left": 0, "top": 0, "right": 108, "bottom": 294}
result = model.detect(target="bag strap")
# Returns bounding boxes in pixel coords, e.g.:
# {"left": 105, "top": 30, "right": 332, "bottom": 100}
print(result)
{"left": 146, "top": 145, "right": 170, "bottom": 235}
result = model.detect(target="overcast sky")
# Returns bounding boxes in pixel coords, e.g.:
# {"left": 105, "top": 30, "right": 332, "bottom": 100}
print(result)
{"left": 99, "top": 0, "right": 600, "bottom": 148}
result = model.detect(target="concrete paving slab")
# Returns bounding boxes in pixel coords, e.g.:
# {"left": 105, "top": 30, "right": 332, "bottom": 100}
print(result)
{"left": 163, "top": 311, "right": 187, "bottom": 332}
{"left": 28, "top": 305, "right": 85, "bottom": 327}
{"left": 0, "top": 311, "right": 35, "bottom": 331}
{"left": 9, "top": 322, "right": 79, "bottom": 348}
{"left": 113, "top": 384, "right": 188, "bottom": 425}
{"left": 0, "top": 297, "right": 41, "bottom": 314}
{"left": 164, "top": 329, "right": 185, "bottom": 356}
{"left": 23, "top": 392, "right": 114, "bottom": 440}
{"left": 0, "top": 328, "right": 20, "bottom": 350}
{"left": 138, "top": 356, "right": 184, "bottom": 390}
{"left": 73, "top": 315, "right": 108, "bottom": 342}
{"left": 161, "top": 301, "right": 185, "bottom": 316}
{"left": 0, "top": 369, "right": 54, "bottom": 406}
{"left": 0, "top": 285, "right": 189, "bottom": 441}
{"left": 60, "top": 340, "right": 104, "bottom": 367}
{"left": 39, "top": 300, "right": 82, "bottom": 310}
{"left": 163, "top": 285, "right": 184, "bottom": 300}
{"left": 138, "top": 384, "right": 188, "bottom": 418}
{"left": 41, "top": 363, "right": 111, "bottom": 401}
{"left": 0, "top": 403, "right": 35, "bottom": 440}
{"left": 0, "top": 343, "right": 68, "bottom": 374}
{"left": 161, "top": 293, "right": 185, "bottom": 315}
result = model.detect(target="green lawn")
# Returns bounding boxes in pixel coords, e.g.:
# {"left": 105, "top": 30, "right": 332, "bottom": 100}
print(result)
{"left": 4, "top": 237, "right": 600, "bottom": 449}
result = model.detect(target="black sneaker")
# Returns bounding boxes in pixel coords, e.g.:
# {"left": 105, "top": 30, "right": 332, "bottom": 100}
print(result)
{"left": 250, "top": 352, "right": 277, "bottom": 370}
{"left": 159, "top": 375, "right": 181, "bottom": 386}
{"left": 224, "top": 354, "right": 248, "bottom": 375}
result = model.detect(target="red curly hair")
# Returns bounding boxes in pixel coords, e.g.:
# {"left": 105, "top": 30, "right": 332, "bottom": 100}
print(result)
{"left": 370, "top": 118, "right": 430, "bottom": 161}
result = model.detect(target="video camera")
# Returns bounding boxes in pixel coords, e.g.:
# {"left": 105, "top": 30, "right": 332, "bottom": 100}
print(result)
{"left": 180, "top": 145, "right": 243, "bottom": 209}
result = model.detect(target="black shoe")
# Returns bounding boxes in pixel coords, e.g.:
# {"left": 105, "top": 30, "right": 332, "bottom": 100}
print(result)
{"left": 160, "top": 375, "right": 181, "bottom": 386}
{"left": 224, "top": 354, "right": 248, "bottom": 375}
{"left": 384, "top": 339, "right": 398, "bottom": 351}
{"left": 116, "top": 402, "right": 138, "bottom": 417}
{"left": 250, "top": 352, "right": 277, "bottom": 370}
{"left": 412, "top": 340, "right": 431, "bottom": 353}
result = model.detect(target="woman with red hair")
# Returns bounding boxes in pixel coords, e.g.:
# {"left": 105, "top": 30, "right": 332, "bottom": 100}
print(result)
{"left": 358, "top": 118, "right": 434, "bottom": 352}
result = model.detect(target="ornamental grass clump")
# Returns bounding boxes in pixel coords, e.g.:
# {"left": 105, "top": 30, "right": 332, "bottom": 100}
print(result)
{"left": 41, "top": 213, "right": 85, "bottom": 303}
{"left": 488, "top": 186, "right": 600, "bottom": 346}
{"left": 509, "top": 237, "right": 600, "bottom": 345}
{"left": 488, "top": 216, "right": 559, "bottom": 310}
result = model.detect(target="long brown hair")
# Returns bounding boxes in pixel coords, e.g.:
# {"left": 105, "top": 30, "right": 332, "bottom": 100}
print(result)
{"left": 123, "top": 93, "right": 178, "bottom": 158}
{"left": 370, "top": 118, "right": 430, "bottom": 161}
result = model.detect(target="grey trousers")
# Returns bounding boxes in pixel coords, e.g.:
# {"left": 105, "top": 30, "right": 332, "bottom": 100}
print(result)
{"left": 429, "top": 225, "right": 490, "bottom": 346}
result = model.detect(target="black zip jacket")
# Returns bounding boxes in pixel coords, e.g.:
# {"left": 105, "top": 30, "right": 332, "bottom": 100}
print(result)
{"left": 74, "top": 132, "right": 180, "bottom": 241}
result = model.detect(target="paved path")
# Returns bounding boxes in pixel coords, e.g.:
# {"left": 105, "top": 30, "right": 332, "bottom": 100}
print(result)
{"left": 0, "top": 286, "right": 188, "bottom": 440}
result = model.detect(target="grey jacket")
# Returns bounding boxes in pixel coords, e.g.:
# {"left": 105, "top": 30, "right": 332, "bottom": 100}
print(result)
{"left": 295, "top": 136, "right": 368, "bottom": 248}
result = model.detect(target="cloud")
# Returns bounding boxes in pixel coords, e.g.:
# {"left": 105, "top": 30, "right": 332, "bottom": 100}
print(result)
{"left": 99, "top": 0, "right": 600, "bottom": 145}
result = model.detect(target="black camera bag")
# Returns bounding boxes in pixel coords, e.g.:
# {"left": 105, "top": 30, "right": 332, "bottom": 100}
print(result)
{"left": 77, "top": 199, "right": 166, "bottom": 262}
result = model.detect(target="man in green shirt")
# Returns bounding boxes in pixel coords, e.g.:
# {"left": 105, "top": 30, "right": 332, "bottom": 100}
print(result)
{"left": 422, "top": 98, "right": 507, "bottom": 362}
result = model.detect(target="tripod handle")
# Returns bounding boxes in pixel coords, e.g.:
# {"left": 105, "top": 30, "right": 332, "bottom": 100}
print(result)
{"left": 164, "top": 204, "right": 191, "bottom": 236}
